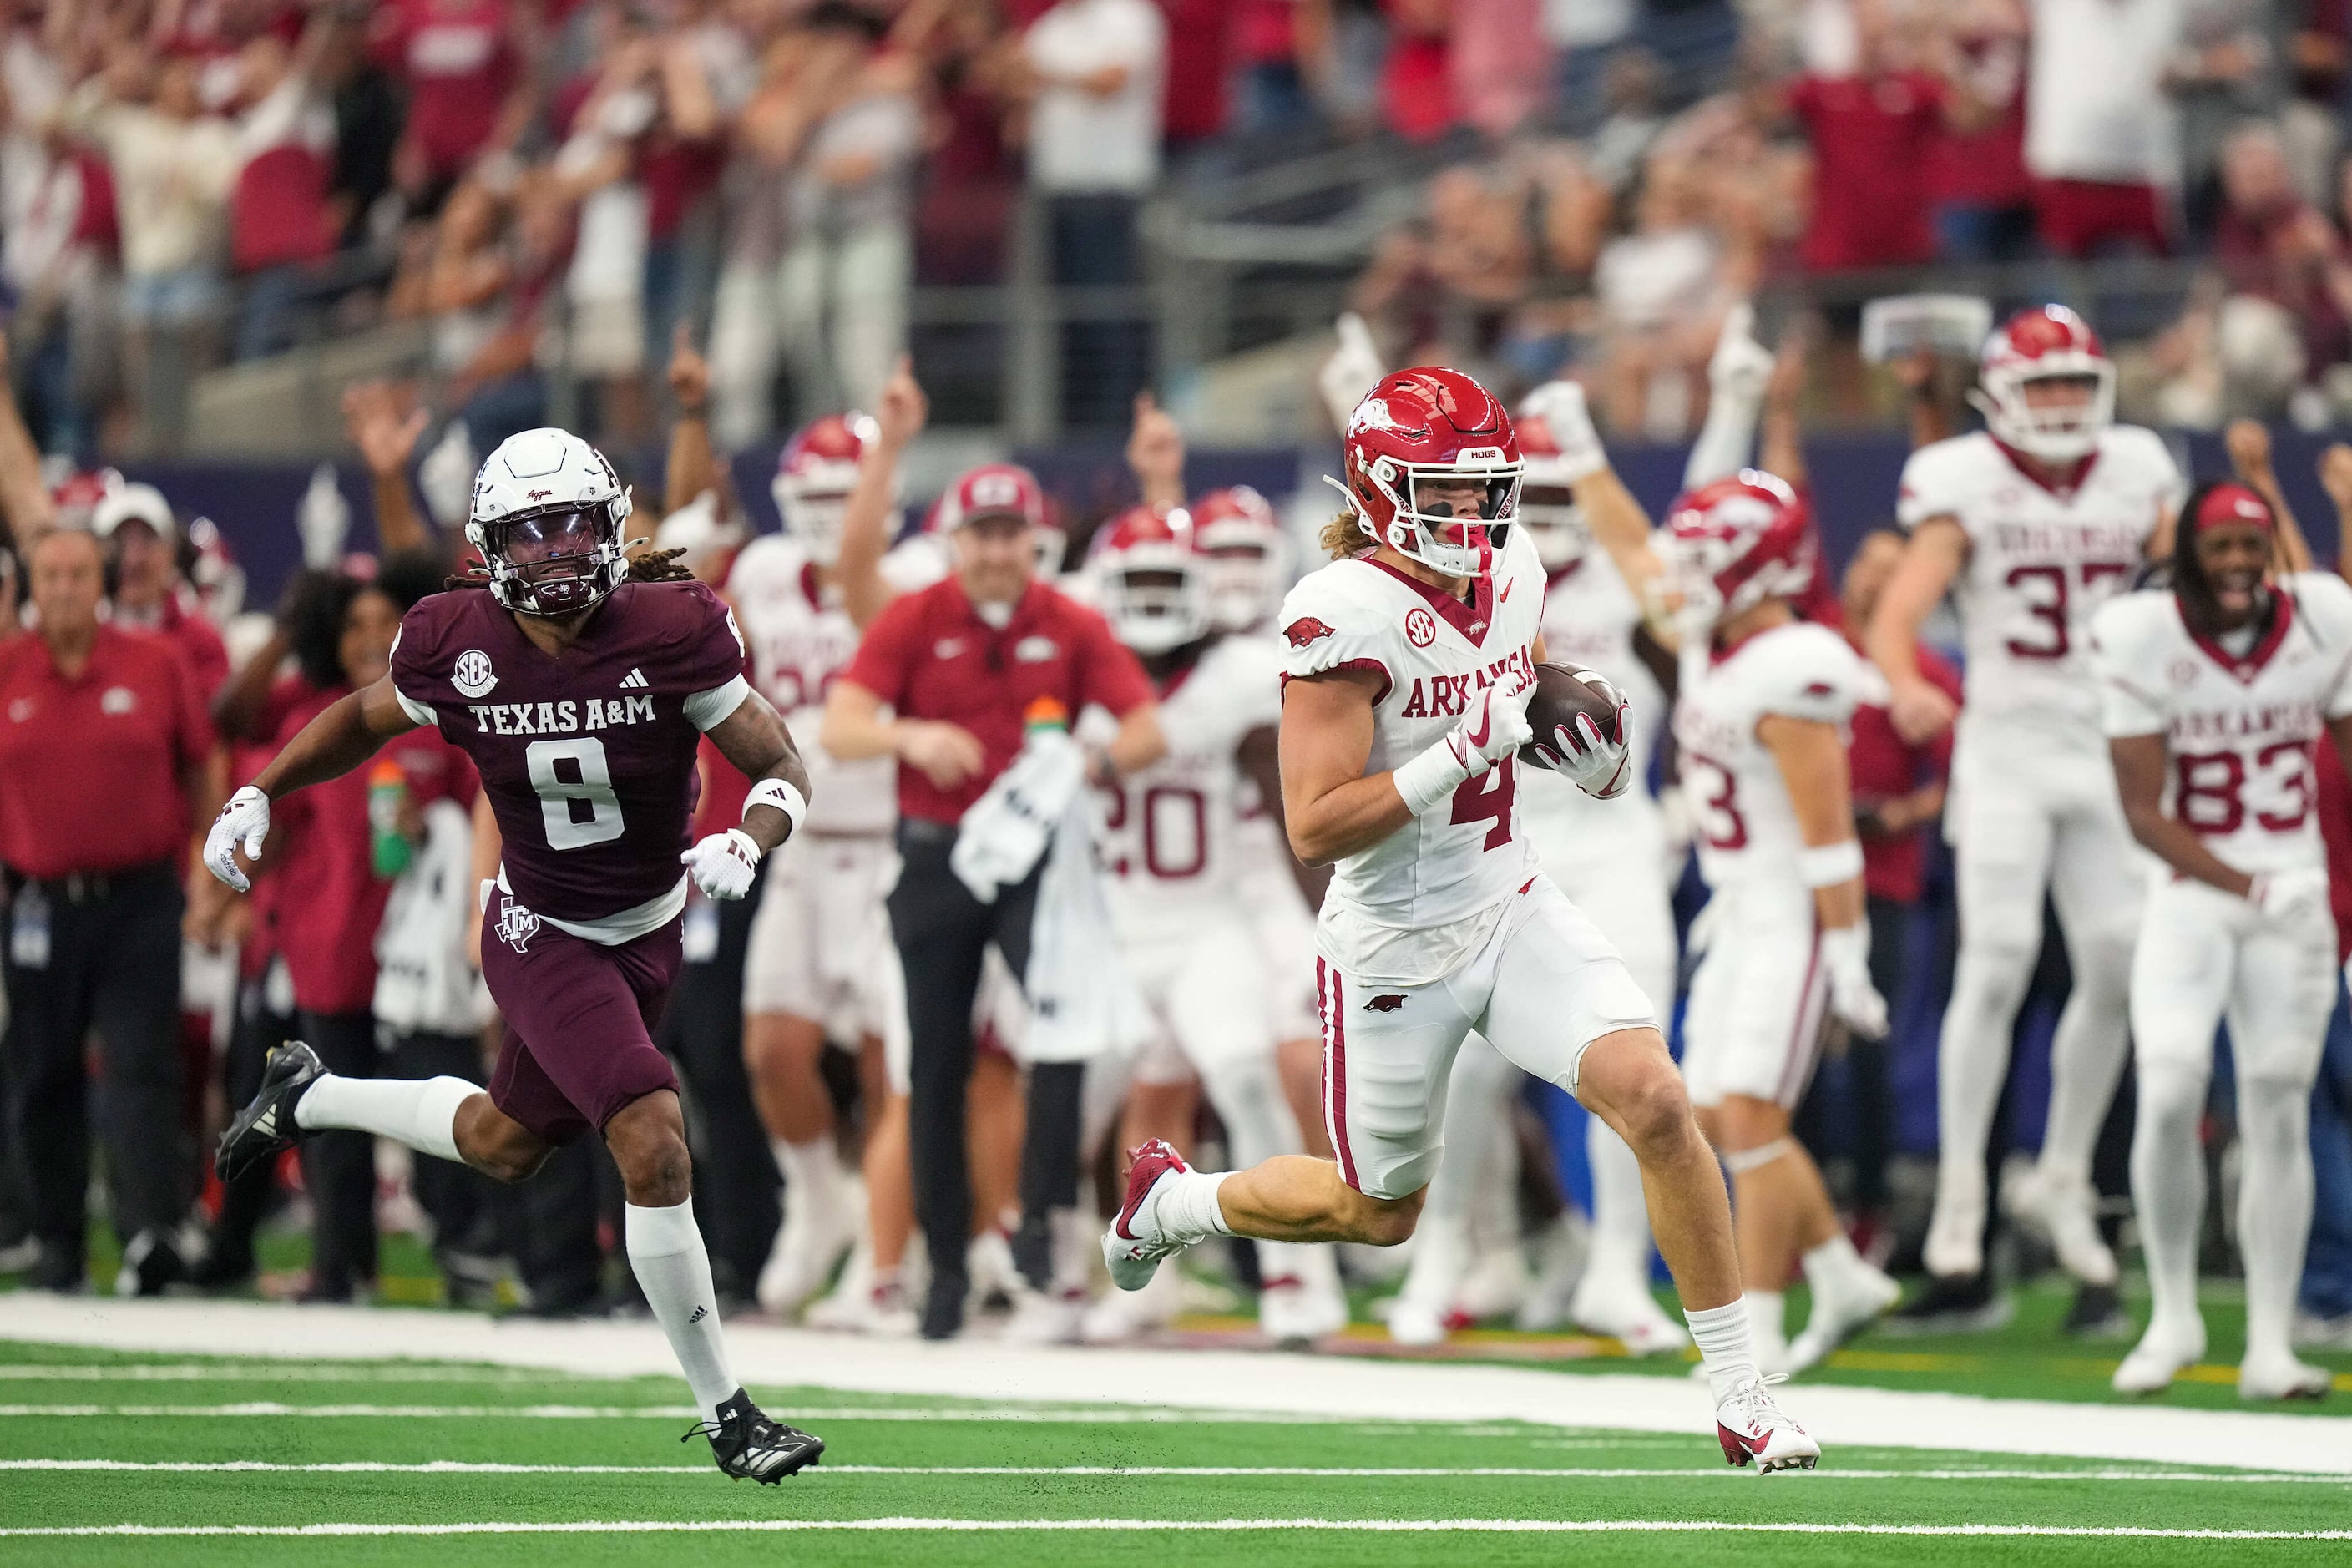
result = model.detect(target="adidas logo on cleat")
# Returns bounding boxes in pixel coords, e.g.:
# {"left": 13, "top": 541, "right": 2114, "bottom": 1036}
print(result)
{"left": 254, "top": 1109, "right": 276, "bottom": 1138}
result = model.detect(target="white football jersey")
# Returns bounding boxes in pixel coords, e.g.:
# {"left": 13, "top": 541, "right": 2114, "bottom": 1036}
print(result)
{"left": 1278, "top": 530, "right": 1547, "bottom": 978}
{"left": 2091, "top": 574, "right": 2352, "bottom": 874}
{"left": 1521, "top": 547, "right": 1664, "bottom": 844}
{"left": 1091, "top": 633, "right": 1283, "bottom": 948}
{"left": 1672, "top": 620, "right": 1883, "bottom": 890}
{"left": 726, "top": 534, "right": 938, "bottom": 836}
{"left": 1898, "top": 427, "right": 2181, "bottom": 737}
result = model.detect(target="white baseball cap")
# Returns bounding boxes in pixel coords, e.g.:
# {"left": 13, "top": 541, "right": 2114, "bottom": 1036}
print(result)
{"left": 90, "top": 483, "right": 175, "bottom": 542}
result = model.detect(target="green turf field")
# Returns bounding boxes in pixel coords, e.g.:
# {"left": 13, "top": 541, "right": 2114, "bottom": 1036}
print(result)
{"left": 0, "top": 1338, "right": 2343, "bottom": 1567}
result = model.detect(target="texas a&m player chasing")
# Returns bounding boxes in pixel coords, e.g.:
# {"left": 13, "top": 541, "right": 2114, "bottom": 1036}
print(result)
{"left": 1103, "top": 367, "right": 1818, "bottom": 1469}
{"left": 1867, "top": 306, "right": 2183, "bottom": 1319}
{"left": 204, "top": 430, "right": 825, "bottom": 1481}
{"left": 2089, "top": 482, "right": 2352, "bottom": 1400}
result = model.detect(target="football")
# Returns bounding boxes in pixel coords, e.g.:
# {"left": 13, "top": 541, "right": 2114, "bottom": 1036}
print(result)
{"left": 1520, "top": 660, "right": 1623, "bottom": 768}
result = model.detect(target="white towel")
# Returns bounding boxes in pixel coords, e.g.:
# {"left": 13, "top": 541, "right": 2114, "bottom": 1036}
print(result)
{"left": 374, "top": 797, "right": 492, "bottom": 1037}
{"left": 950, "top": 729, "right": 1146, "bottom": 1064}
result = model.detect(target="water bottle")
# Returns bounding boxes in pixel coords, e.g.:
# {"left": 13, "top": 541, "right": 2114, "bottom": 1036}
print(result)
{"left": 369, "top": 760, "right": 412, "bottom": 879}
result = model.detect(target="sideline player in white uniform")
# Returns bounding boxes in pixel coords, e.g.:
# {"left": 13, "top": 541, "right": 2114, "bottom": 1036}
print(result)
{"left": 1075, "top": 504, "right": 1349, "bottom": 1344}
{"left": 2089, "top": 481, "right": 2352, "bottom": 1400}
{"left": 1868, "top": 306, "right": 2182, "bottom": 1310}
{"left": 1386, "top": 390, "right": 1688, "bottom": 1354}
{"left": 1103, "top": 367, "right": 1818, "bottom": 1469}
{"left": 1656, "top": 475, "right": 1902, "bottom": 1373}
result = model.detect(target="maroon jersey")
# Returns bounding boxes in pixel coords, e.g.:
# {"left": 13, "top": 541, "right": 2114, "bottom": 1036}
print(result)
{"left": 390, "top": 581, "right": 748, "bottom": 935}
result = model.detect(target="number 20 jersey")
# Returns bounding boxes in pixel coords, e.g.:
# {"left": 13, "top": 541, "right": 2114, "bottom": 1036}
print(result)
{"left": 1898, "top": 427, "right": 2180, "bottom": 738}
{"left": 1277, "top": 528, "right": 1545, "bottom": 973}
{"left": 2091, "top": 574, "right": 2352, "bottom": 875}
{"left": 390, "top": 580, "right": 748, "bottom": 934}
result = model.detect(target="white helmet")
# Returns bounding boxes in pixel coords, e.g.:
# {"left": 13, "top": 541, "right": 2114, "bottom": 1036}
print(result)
{"left": 1510, "top": 396, "right": 1592, "bottom": 571}
{"left": 1971, "top": 305, "right": 2114, "bottom": 463}
{"left": 467, "top": 428, "right": 634, "bottom": 617}
{"left": 771, "top": 413, "right": 885, "bottom": 566}
{"left": 1089, "top": 504, "right": 1209, "bottom": 655}
{"left": 1189, "top": 486, "right": 1290, "bottom": 632}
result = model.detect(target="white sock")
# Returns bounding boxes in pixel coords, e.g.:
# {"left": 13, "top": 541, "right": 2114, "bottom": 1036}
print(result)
{"left": 1156, "top": 1171, "right": 1232, "bottom": 1242}
{"left": 2132, "top": 1065, "right": 2208, "bottom": 1346}
{"left": 771, "top": 1136, "right": 842, "bottom": 1215}
{"left": 1801, "top": 1232, "right": 1871, "bottom": 1302}
{"left": 296, "top": 1075, "right": 472, "bottom": 1164}
{"left": 1685, "top": 1299, "right": 1761, "bottom": 1401}
{"left": 625, "top": 1199, "right": 738, "bottom": 1422}
{"left": 2236, "top": 1075, "right": 2315, "bottom": 1367}
{"left": 1744, "top": 1288, "right": 1787, "bottom": 1353}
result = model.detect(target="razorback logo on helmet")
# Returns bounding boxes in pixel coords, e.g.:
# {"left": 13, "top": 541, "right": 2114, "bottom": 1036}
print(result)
{"left": 1286, "top": 615, "right": 1337, "bottom": 649}
{"left": 1350, "top": 397, "right": 1402, "bottom": 435}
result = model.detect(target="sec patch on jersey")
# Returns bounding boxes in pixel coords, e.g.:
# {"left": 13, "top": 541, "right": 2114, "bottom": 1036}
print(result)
{"left": 1520, "top": 660, "right": 1623, "bottom": 768}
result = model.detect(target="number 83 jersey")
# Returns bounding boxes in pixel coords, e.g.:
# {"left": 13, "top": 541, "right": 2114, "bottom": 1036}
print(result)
{"left": 391, "top": 579, "right": 750, "bottom": 939}
{"left": 2091, "top": 574, "right": 2352, "bottom": 874}
{"left": 1278, "top": 529, "right": 1545, "bottom": 976}
{"left": 1898, "top": 427, "right": 2179, "bottom": 739}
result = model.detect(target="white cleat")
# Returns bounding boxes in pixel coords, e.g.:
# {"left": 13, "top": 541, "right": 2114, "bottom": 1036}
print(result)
{"left": 1512, "top": 1215, "right": 1590, "bottom": 1333}
{"left": 1716, "top": 1373, "right": 1821, "bottom": 1473}
{"left": 2112, "top": 1323, "right": 2207, "bottom": 1395}
{"left": 806, "top": 1275, "right": 918, "bottom": 1337}
{"left": 2238, "top": 1353, "right": 2333, "bottom": 1402}
{"left": 756, "top": 1180, "right": 861, "bottom": 1317}
{"left": 1455, "top": 1242, "right": 1532, "bottom": 1323}
{"left": 1785, "top": 1263, "right": 1901, "bottom": 1373}
{"left": 1386, "top": 1295, "right": 1453, "bottom": 1348}
{"left": 1258, "top": 1259, "right": 1350, "bottom": 1345}
{"left": 1922, "top": 1184, "right": 1986, "bottom": 1282}
{"left": 2011, "top": 1166, "right": 2117, "bottom": 1287}
{"left": 1103, "top": 1139, "right": 1193, "bottom": 1292}
{"left": 965, "top": 1228, "right": 1022, "bottom": 1311}
{"left": 1002, "top": 1286, "right": 1088, "bottom": 1344}
{"left": 1081, "top": 1266, "right": 1182, "bottom": 1343}
{"left": 1569, "top": 1263, "right": 1691, "bottom": 1357}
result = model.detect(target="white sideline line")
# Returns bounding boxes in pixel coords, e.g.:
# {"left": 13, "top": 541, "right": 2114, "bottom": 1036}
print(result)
{"left": 3, "top": 1518, "right": 2346, "bottom": 1540}
{"left": 0, "top": 1364, "right": 580, "bottom": 1383}
{"left": 2, "top": 1459, "right": 2345, "bottom": 1484}
{"left": 0, "top": 1404, "right": 1434, "bottom": 1423}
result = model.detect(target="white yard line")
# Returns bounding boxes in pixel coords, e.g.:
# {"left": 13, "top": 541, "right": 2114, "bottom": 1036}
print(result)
{"left": 1, "top": 1518, "right": 2346, "bottom": 1540}
{"left": 0, "top": 1364, "right": 579, "bottom": 1383}
{"left": 9, "top": 1297, "right": 2352, "bottom": 1474}
{"left": 0, "top": 1459, "right": 2344, "bottom": 1484}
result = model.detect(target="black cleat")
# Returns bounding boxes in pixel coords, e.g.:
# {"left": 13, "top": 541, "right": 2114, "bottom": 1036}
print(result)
{"left": 685, "top": 1389, "right": 824, "bottom": 1482}
{"left": 215, "top": 1042, "right": 326, "bottom": 1183}
{"left": 1881, "top": 1272, "right": 2014, "bottom": 1336}
{"left": 921, "top": 1271, "right": 967, "bottom": 1340}
{"left": 2064, "top": 1282, "right": 2130, "bottom": 1339}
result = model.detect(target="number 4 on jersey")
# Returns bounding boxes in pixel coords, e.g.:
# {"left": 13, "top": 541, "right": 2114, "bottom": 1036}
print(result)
{"left": 1451, "top": 757, "right": 1515, "bottom": 850}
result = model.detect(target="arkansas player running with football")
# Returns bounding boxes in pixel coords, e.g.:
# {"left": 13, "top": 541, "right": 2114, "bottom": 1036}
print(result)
{"left": 2090, "top": 482, "right": 2352, "bottom": 1400}
{"left": 1104, "top": 368, "right": 1818, "bottom": 1469}
{"left": 205, "top": 430, "right": 825, "bottom": 1481}
{"left": 1387, "top": 387, "right": 1688, "bottom": 1355}
{"left": 1079, "top": 504, "right": 1349, "bottom": 1345}
{"left": 1868, "top": 306, "right": 2182, "bottom": 1319}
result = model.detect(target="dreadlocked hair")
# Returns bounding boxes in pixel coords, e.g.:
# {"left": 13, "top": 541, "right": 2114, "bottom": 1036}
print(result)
{"left": 1320, "top": 509, "right": 1372, "bottom": 561}
{"left": 2168, "top": 478, "right": 2278, "bottom": 640}
{"left": 443, "top": 545, "right": 697, "bottom": 594}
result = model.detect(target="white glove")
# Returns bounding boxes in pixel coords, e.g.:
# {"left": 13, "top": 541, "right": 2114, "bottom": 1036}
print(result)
{"left": 1821, "top": 922, "right": 1889, "bottom": 1039}
{"left": 1318, "top": 311, "right": 1388, "bottom": 434}
{"left": 1524, "top": 670, "right": 1634, "bottom": 799}
{"left": 1517, "top": 380, "right": 1607, "bottom": 485}
{"left": 681, "top": 827, "right": 762, "bottom": 901}
{"left": 203, "top": 786, "right": 271, "bottom": 893}
{"left": 1393, "top": 678, "right": 1533, "bottom": 816}
{"left": 1707, "top": 301, "right": 1776, "bottom": 405}
{"left": 2249, "top": 866, "right": 2331, "bottom": 927}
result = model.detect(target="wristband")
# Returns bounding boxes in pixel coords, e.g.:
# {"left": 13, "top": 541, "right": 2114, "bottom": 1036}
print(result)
{"left": 1797, "top": 839, "right": 1864, "bottom": 888}
{"left": 1393, "top": 736, "right": 1471, "bottom": 817}
{"left": 745, "top": 776, "right": 808, "bottom": 840}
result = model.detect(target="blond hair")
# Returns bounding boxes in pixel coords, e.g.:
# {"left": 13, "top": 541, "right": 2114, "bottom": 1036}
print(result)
{"left": 1320, "top": 510, "right": 1371, "bottom": 560}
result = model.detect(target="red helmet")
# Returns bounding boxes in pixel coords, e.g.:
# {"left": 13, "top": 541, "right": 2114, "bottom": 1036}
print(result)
{"left": 49, "top": 467, "right": 123, "bottom": 533}
{"left": 928, "top": 462, "right": 1062, "bottom": 575}
{"left": 772, "top": 413, "right": 879, "bottom": 564}
{"left": 1189, "top": 485, "right": 1287, "bottom": 632}
{"left": 1089, "top": 503, "right": 1208, "bottom": 653}
{"left": 1662, "top": 471, "right": 1817, "bottom": 628}
{"left": 1510, "top": 395, "right": 1591, "bottom": 571}
{"left": 1329, "top": 367, "right": 1522, "bottom": 579}
{"left": 1974, "top": 305, "right": 2113, "bottom": 462}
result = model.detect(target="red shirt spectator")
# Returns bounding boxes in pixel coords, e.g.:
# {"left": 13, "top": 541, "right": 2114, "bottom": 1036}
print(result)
{"left": 1847, "top": 639, "right": 1960, "bottom": 903}
{"left": 147, "top": 593, "right": 232, "bottom": 702}
{"left": 1788, "top": 70, "right": 1946, "bottom": 271}
{"left": 267, "top": 685, "right": 478, "bottom": 1014}
{"left": 1934, "top": 26, "right": 2032, "bottom": 212}
{"left": 1381, "top": 0, "right": 1457, "bottom": 143}
{"left": 369, "top": 0, "right": 522, "bottom": 182}
{"left": 2316, "top": 739, "right": 2352, "bottom": 960}
{"left": 843, "top": 579, "right": 1154, "bottom": 824}
{"left": 1158, "top": 0, "right": 1237, "bottom": 144}
{"left": 0, "top": 625, "right": 215, "bottom": 879}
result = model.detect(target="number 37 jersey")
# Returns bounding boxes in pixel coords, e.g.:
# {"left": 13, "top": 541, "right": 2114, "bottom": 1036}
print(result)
{"left": 390, "top": 580, "right": 749, "bottom": 938}
{"left": 2091, "top": 575, "right": 2352, "bottom": 875}
{"left": 1278, "top": 529, "right": 1545, "bottom": 970}
{"left": 1898, "top": 427, "right": 2180, "bottom": 736}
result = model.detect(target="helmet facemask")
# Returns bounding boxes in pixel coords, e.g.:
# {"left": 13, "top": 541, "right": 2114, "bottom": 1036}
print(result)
{"left": 1516, "top": 483, "right": 1589, "bottom": 570}
{"left": 1976, "top": 362, "right": 2114, "bottom": 462}
{"left": 477, "top": 499, "right": 630, "bottom": 616}
{"left": 1353, "top": 449, "right": 1522, "bottom": 579}
{"left": 1100, "top": 555, "right": 1206, "bottom": 654}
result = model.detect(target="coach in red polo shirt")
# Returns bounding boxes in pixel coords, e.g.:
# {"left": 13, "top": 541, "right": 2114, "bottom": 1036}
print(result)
{"left": 825, "top": 461, "right": 1163, "bottom": 1338}
{"left": 0, "top": 529, "right": 220, "bottom": 1294}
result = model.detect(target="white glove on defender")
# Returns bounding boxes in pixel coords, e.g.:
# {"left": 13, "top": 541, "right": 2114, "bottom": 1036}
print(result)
{"left": 1392, "top": 679, "right": 1534, "bottom": 817}
{"left": 204, "top": 786, "right": 271, "bottom": 892}
{"left": 1517, "top": 380, "right": 1608, "bottom": 485}
{"left": 1821, "top": 922, "right": 1889, "bottom": 1039}
{"left": 1525, "top": 670, "right": 1634, "bottom": 799}
{"left": 681, "top": 827, "right": 762, "bottom": 901}
{"left": 2250, "top": 866, "right": 2330, "bottom": 928}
